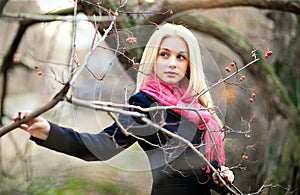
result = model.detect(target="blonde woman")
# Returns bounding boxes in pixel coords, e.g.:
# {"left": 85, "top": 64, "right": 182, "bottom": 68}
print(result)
{"left": 15, "top": 23, "right": 234, "bottom": 194}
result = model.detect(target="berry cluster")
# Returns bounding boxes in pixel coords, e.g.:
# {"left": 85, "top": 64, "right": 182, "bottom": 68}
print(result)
{"left": 224, "top": 60, "right": 258, "bottom": 103}
{"left": 264, "top": 50, "right": 272, "bottom": 58}
{"left": 225, "top": 61, "right": 246, "bottom": 82}
{"left": 249, "top": 92, "right": 256, "bottom": 103}
{"left": 242, "top": 154, "right": 248, "bottom": 161}
{"left": 225, "top": 61, "right": 236, "bottom": 73}
{"left": 126, "top": 37, "right": 137, "bottom": 45}
{"left": 240, "top": 75, "right": 246, "bottom": 82}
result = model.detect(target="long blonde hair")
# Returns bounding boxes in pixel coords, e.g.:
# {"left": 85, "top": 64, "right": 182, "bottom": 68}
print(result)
{"left": 136, "top": 23, "right": 222, "bottom": 125}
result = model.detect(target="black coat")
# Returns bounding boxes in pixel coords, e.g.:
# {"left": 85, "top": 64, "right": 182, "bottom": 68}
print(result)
{"left": 31, "top": 92, "right": 228, "bottom": 194}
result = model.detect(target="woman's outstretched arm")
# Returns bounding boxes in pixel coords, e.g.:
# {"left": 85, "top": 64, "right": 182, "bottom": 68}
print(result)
{"left": 13, "top": 111, "right": 136, "bottom": 161}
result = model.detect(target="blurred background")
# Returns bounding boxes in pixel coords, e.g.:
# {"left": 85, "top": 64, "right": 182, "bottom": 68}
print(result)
{"left": 0, "top": 0, "right": 299, "bottom": 194}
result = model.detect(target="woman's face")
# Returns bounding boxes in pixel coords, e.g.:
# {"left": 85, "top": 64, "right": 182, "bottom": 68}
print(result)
{"left": 154, "top": 36, "right": 189, "bottom": 85}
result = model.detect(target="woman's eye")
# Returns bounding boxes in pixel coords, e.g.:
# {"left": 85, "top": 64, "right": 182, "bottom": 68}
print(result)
{"left": 159, "top": 52, "right": 168, "bottom": 57}
{"left": 177, "top": 55, "right": 186, "bottom": 60}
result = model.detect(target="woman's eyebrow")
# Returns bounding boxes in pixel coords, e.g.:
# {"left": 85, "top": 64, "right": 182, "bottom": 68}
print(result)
{"left": 159, "top": 47, "right": 189, "bottom": 54}
{"left": 179, "top": 51, "right": 189, "bottom": 54}
{"left": 159, "top": 47, "right": 169, "bottom": 51}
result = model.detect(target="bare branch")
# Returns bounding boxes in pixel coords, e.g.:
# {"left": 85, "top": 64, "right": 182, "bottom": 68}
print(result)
{"left": 145, "top": 0, "right": 300, "bottom": 23}
{"left": 1, "top": 12, "right": 115, "bottom": 23}
{"left": 190, "top": 57, "right": 260, "bottom": 105}
{"left": 69, "top": 15, "right": 117, "bottom": 85}
{"left": 0, "top": 83, "right": 70, "bottom": 138}
{"left": 249, "top": 180, "right": 299, "bottom": 195}
{"left": 140, "top": 117, "right": 242, "bottom": 194}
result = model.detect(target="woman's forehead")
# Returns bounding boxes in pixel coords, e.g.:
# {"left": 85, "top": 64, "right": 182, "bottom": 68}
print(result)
{"left": 159, "top": 36, "right": 189, "bottom": 54}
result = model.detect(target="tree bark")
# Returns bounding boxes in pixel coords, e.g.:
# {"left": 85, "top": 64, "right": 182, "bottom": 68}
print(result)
{"left": 145, "top": 0, "right": 300, "bottom": 23}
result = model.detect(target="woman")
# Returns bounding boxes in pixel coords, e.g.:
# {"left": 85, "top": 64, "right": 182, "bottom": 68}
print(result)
{"left": 15, "top": 23, "right": 234, "bottom": 194}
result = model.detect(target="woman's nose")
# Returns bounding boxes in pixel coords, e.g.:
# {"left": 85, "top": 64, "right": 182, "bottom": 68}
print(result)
{"left": 168, "top": 56, "right": 177, "bottom": 68}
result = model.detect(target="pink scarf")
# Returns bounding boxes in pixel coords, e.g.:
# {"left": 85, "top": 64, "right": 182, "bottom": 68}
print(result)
{"left": 140, "top": 73, "right": 225, "bottom": 170}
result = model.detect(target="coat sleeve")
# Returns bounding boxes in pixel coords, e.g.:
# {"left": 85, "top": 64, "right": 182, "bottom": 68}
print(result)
{"left": 30, "top": 120, "right": 136, "bottom": 161}
{"left": 30, "top": 92, "right": 154, "bottom": 161}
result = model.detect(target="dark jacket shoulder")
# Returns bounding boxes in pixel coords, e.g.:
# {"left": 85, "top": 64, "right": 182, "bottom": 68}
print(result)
{"left": 128, "top": 91, "right": 155, "bottom": 108}
{"left": 128, "top": 92, "right": 184, "bottom": 125}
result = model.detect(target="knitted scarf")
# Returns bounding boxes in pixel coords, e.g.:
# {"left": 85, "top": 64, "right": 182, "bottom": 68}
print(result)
{"left": 140, "top": 73, "right": 225, "bottom": 169}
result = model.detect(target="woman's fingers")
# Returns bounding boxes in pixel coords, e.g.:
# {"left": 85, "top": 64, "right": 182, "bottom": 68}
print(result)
{"left": 212, "top": 172, "right": 220, "bottom": 186}
{"left": 12, "top": 111, "right": 32, "bottom": 130}
{"left": 12, "top": 111, "right": 43, "bottom": 126}
{"left": 212, "top": 166, "right": 235, "bottom": 187}
{"left": 19, "top": 124, "right": 29, "bottom": 131}
{"left": 220, "top": 166, "right": 234, "bottom": 184}
{"left": 22, "top": 120, "right": 50, "bottom": 140}
{"left": 12, "top": 112, "right": 24, "bottom": 121}
{"left": 212, "top": 172, "right": 224, "bottom": 187}
{"left": 12, "top": 110, "right": 32, "bottom": 121}
{"left": 11, "top": 110, "right": 50, "bottom": 140}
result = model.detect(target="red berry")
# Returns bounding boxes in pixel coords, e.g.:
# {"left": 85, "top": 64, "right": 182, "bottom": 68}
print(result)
{"left": 242, "top": 155, "right": 248, "bottom": 161}
{"left": 251, "top": 92, "right": 256, "bottom": 97}
{"left": 240, "top": 75, "right": 245, "bottom": 82}
{"left": 264, "top": 54, "right": 269, "bottom": 58}
{"left": 132, "top": 63, "right": 139, "bottom": 67}
{"left": 249, "top": 98, "right": 254, "bottom": 103}
{"left": 169, "top": 10, "right": 173, "bottom": 15}
{"left": 13, "top": 57, "right": 19, "bottom": 63}
{"left": 37, "top": 71, "right": 43, "bottom": 76}
{"left": 230, "top": 62, "right": 235, "bottom": 67}
{"left": 225, "top": 67, "right": 231, "bottom": 73}
{"left": 266, "top": 50, "right": 272, "bottom": 56}
{"left": 126, "top": 37, "right": 137, "bottom": 45}
{"left": 113, "top": 12, "right": 118, "bottom": 17}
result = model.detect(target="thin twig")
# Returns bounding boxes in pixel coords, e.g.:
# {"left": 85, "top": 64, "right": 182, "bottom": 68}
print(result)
{"left": 0, "top": 83, "right": 70, "bottom": 138}
{"left": 140, "top": 117, "right": 242, "bottom": 194}
{"left": 189, "top": 58, "right": 260, "bottom": 106}
{"left": 1, "top": 12, "right": 114, "bottom": 23}
{"left": 69, "top": 15, "right": 117, "bottom": 85}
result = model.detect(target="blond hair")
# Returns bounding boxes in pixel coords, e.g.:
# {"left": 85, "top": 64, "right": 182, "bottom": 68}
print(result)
{"left": 138, "top": 24, "right": 206, "bottom": 103}
{"left": 136, "top": 23, "right": 222, "bottom": 125}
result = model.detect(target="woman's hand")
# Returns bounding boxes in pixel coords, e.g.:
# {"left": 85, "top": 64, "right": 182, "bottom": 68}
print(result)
{"left": 212, "top": 166, "right": 234, "bottom": 187}
{"left": 12, "top": 111, "right": 50, "bottom": 141}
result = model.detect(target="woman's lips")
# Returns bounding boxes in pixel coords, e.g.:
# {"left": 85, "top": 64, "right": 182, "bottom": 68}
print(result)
{"left": 165, "top": 71, "right": 178, "bottom": 77}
